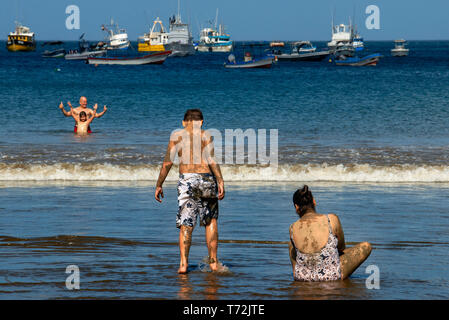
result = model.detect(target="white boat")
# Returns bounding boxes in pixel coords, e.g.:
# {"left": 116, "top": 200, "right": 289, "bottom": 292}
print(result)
{"left": 138, "top": 17, "right": 169, "bottom": 52}
{"left": 87, "top": 51, "right": 171, "bottom": 65}
{"left": 165, "top": 1, "right": 195, "bottom": 57}
{"left": 197, "top": 9, "right": 233, "bottom": 53}
{"left": 391, "top": 39, "right": 409, "bottom": 57}
{"left": 102, "top": 19, "right": 130, "bottom": 50}
{"left": 327, "top": 22, "right": 353, "bottom": 50}
{"left": 353, "top": 33, "right": 364, "bottom": 51}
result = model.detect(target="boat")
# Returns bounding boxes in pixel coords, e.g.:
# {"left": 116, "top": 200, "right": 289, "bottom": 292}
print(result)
{"left": 86, "top": 51, "right": 171, "bottom": 65}
{"left": 42, "top": 41, "right": 66, "bottom": 58}
{"left": 65, "top": 34, "right": 106, "bottom": 60}
{"left": 332, "top": 53, "right": 382, "bottom": 66}
{"left": 224, "top": 53, "right": 273, "bottom": 69}
{"left": 391, "top": 39, "right": 409, "bottom": 57}
{"left": 7, "top": 22, "right": 36, "bottom": 52}
{"left": 138, "top": 17, "right": 169, "bottom": 52}
{"left": 102, "top": 19, "right": 130, "bottom": 50}
{"left": 164, "top": 1, "right": 195, "bottom": 57}
{"left": 267, "top": 41, "right": 331, "bottom": 61}
{"left": 196, "top": 9, "right": 233, "bottom": 52}
{"left": 353, "top": 33, "right": 364, "bottom": 51}
{"left": 327, "top": 22, "right": 353, "bottom": 51}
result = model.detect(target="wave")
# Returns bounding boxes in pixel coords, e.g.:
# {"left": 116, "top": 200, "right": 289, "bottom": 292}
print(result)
{"left": 1, "top": 162, "right": 449, "bottom": 182}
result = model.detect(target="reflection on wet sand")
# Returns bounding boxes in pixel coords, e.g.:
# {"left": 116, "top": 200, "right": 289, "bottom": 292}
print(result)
{"left": 289, "top": 278, "right": 371, "bottom": 300}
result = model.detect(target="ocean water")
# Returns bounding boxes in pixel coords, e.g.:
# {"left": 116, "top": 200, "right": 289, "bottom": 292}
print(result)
{"left": 0, "top": 41, "right": 449, "bottom": 299}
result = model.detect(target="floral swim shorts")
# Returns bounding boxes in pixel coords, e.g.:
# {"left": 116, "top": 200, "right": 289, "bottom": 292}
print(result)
{"left": 176, "top": 173, "right": 219, "bottom": 228}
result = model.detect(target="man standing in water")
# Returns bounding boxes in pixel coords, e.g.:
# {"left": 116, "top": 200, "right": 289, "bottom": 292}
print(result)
{"left": 59, "top": 96, "right": 107, "bottom": 133}
{"left": 155, "top": 109, "right": 225, "bottom": 273}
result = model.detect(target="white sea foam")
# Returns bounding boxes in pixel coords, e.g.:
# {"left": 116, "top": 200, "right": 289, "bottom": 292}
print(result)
{"left": 1, "top": 163, "right": 449, "bottom": 182}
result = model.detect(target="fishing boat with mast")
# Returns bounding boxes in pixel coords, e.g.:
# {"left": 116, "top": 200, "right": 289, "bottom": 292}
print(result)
{"left": 197, "top": 9, "right": 233, "bottom": 53}
{"left": 165, "top": 0, "right": 195, "bottom": 57}
{"left": 102, "top": 19, "right": 130, "bottom": 50}
{"left": 7, "top": 21, "right": 36, "bottom": 52}
{"left": 138, "top": 17, "right": 169, "bottom": 52}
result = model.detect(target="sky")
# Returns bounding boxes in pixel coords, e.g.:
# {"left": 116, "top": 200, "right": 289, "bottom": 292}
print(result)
{"left": 1, "top": 0, "right": 448, "bottom": 41}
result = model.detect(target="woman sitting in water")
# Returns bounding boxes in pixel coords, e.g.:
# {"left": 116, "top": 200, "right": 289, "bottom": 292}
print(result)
{"left": 289, "top": 185, "right": 372, "bottom": 281}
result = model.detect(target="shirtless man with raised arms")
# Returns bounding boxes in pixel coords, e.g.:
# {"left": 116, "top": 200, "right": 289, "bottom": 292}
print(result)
{"left": 155, "top": 109, "right": 225, "bottom": 274}
{"left": 59, "top": 96, "right": 107, "bottom": 133}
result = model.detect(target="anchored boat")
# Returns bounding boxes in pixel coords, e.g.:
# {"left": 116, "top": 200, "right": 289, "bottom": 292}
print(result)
{"left": 332, "top": 53, "right": 382, "bottom": 66}
{"left": 391, "top": 39, "right": 409, "bottom": 57}
{"left": 138, "top": 17, "right": 169, "bottom": 52}
{"left": 65, "top": 34, "right": 106, "bottom": 60}
{"left": 102, "top": 19, "right": 130, "bottom": 50}
{"left": 7, "top": 22, "right": 36, "bottom": 52}
{"left": 224, "top": 44, "right": 274, "bottom": 69}
{"left": 42, "top": 41, "right": 66, "bottom": 58}
{"left": 87, "top": 51, "right": 171, "bottom": 65}
{"left": 268, "top": 41, "right": 331, "bottom": 61}
{"left": 197, "top": 9, "right": 232, "bottom": 52}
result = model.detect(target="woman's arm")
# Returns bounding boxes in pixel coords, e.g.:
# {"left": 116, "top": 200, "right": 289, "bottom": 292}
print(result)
{"left": 288, "top": 224, "right": 297, "bottom": 272}
{"left": 329, "top": 214, "right": 346, "bottom": 254}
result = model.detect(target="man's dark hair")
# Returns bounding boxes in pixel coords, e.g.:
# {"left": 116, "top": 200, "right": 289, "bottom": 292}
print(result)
{"left": 184, "top": 109, "right": 204, "bottom": 121}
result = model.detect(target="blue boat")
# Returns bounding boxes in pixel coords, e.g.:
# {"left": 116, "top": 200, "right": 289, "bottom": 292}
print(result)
{"left": 332, "top": 53, "right": 382, "bottom": 66}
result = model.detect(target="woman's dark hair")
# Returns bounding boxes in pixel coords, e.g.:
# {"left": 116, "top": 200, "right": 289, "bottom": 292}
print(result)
{"left": 293, "top": 185, "right": 315, "bottom": 215}
{"left": 184, "top": 109, "right": 203, "bottom": 121}
{"left": 79, "top": 111, "right": 87, "bottom": 119}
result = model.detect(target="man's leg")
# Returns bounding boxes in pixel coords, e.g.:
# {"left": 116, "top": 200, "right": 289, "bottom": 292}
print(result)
{"left": 205, "top": 218, "right": 218, "bottom": 272}
{"left": 340, "top": 242, "right": 372, "bottom": 279}
{"left": 179, "top": 225, "right": 194, "bottom": 274}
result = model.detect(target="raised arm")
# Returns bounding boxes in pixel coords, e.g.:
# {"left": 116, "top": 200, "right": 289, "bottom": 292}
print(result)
{"left": 85, "top": 105, "right": 98, "bottom": 125}
{"left": 154, "top": 135, "right": 179, "bottom": 202}
{"left": 95, "top": 105, "right": 108, "bottom": 118}
{"left": 59, "top": 101, "right": 72, "bottom": 117}
{"left": 203, "top": 134, "right": 225, "bottom": 200}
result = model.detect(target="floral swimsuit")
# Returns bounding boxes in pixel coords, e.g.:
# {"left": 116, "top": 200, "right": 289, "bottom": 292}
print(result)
{"left": 291, "top": 215, "right": 342, "bottom": 281}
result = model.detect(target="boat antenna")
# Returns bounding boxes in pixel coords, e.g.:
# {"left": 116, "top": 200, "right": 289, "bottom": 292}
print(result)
{"left": 177, "top": 0, "right": 181, "bottom": 22}
{"left": 215, "top": 8, "right": 219, "bottom": 30}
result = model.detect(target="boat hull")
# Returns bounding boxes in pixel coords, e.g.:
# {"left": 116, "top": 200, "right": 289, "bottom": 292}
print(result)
{"left": 391, "top": 49, "right": 409, "bottom": 57}
{"left": 65, "top": 50, "right": 106, "bottom": 60}
{"left": 165, "top": 42, "right": 195, "bottom": 57}
{"left": 137, "top": 43, "right": 166, "bottom": 52}
{"left": 334, "top": 54, "right": 382, "bottom": 66}
{"left": 197, "top": 43, "right": 233, "bottom": 53}
{"left": 87, "top": 51, "right": 171, "bottom": 65}
{"left": 42, "top": 49, "right": 66, "bottom": 58}
{"left": 275, "top": 50, "right": 331, "bottom": 61}
{"left": 7, "top": 39, "right": 36, "bottom": 52}
{"left": 224, "top": 57, "right": 273, "bottom": 69}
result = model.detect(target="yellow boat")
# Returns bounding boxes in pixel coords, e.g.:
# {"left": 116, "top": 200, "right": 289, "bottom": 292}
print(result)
{"left": 7, "top": 22, "right": 36, "bottom": 52}
{"left": 137, "top": 17, "right": 168, "bottom": 52}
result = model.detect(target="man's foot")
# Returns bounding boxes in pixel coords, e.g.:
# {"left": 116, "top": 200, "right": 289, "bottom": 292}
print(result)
{"left": 178, "top": 262, "right": 188, "bottom": 274}
{"left": 209, "top": 257, "right": 218, "bottom": 272}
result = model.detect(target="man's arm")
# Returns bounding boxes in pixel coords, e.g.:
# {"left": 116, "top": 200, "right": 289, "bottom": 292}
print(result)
{"left": 95, "top": 105, "right": 108, "bottom": 118}
{"left": 59, "top": 101, "right": 72, "bottom": 117}
{"left": 154, "top": 137, "right": 178, "bottom": 202}
{"left": 204, "top": 135, "right": 225, "bottom": 200}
